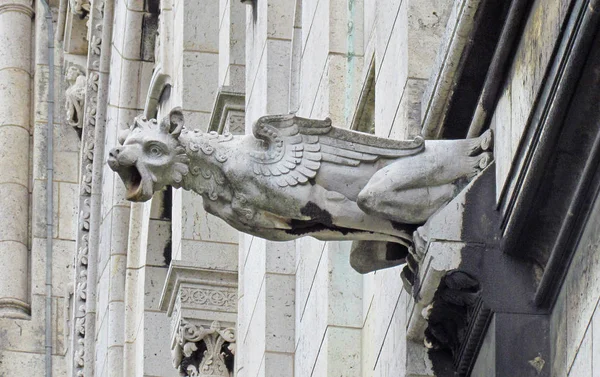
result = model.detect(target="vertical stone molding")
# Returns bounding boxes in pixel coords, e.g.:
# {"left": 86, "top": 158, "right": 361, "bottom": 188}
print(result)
{"left": 173, "top": 320, "right": 236, "bottom": 377}
{"left": 0, "top": 0, "right": 34, "bottom": 319}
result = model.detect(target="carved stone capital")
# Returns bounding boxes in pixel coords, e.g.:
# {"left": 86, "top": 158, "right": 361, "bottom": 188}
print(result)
{"left": 172, "top": 319, "right": 236, "bottom": 377}
{"left": 161, "top": 262, "right": 238, "bottom": 376}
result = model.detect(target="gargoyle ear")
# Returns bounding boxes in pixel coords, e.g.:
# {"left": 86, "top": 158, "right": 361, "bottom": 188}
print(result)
{"left": 160, "top": 107, "right": 184, "bottom": 138}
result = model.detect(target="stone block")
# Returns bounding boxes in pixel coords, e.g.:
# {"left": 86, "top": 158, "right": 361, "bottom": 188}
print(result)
{"left": 593, "top": 303, "right": 600, "bottom": 376}
{"left": 31, "top": 238, "right": 75, "bottom": 297}
{"left": 240, "top": 237, "right": 266, "bottom": 322}
{"left": 262, "top": 352, "right": 294, "bottom": 377}
{"left": 265, "top": 273, "right": 295, "bottom": 353}
{"left": 112, "top": 0, "right": 128, "bottom": 54}
{"left": 313, "top": 326, "right": 362, "bottom": 376}
{"left": 123, "top": 10, "right": 145, "bottom": 61}
{"left": 146, "top": 219, "right": 172, "bottom": 267}
{"left": 108, "top": 48, "right": 123, "bottom": 107}
{"left": 265, "top": 240, "right": 295, "bottom": 275}
{"left": 266, "top": 0, "right": 294, "bottom": 40}
{"left": 406, "top": 0, "right": 453, "bottom": 79}
{"left": 0, "top": 69, "right": 30, "bottom": 128}
{"left": 33, "top": 64, "right": 62, "bottom": 125}
{"left": 375, "top": 1, "right": 408, "bottom": 138}
{"left": 181, "top": 191, "right": 238, "bottom": 243}
{"left": 142, "top": 311, "right": 178, "bottom": 377}
{"left": 144, "top": 266, "right": 168, "bottom": 311}
{"left": 565, "top": 194, "right": 600, "bottom": 367}
{"left": 97, "top": 205, "right": 113, "bottom": 275}
{"left": 0, "top": 240, "right": 29, "bottom": 311}
{"left": 0, "top": 183, "right": 28, "bottom": 243}
{"left": 110, "top": 205, "right": 131, "bottom": 256}
{"left": 182, "top": 0, "right": 219, "bottom": 52}
{"left": 31, "top": 180, "right": 47, "bottom": 239}
{"left": 494, "top": 83, "right": 512, "bottom": 200}
{"left": 54, "top": 151, "right": 79, "bottom": 183}
{"left": 118, "top": 59, "right": 143, "bottom": 110}
{"left": 376, "top": 292, "right": 409, "bottom": 376}
{"left": 295, "top": 236, "right": 325, "bottom": 319}
{"left": 388, "top": 78, "right": 427, "bottom": 140}
{"left": 0, "top": 350, "right": 68, "bottom": 375}
{"left": 551, "top": 287, "right": 567, "bottom": 377}
{"left": 0, "top": 125, "right": 29, "bottom": 187}
{"left": 326, "top": 241, "right": 363, "bottom": 328}
{"left": 0, "top": 11, "right": 31, "bottom": 72}
{"left": 108, "top": 301, "right": 125, "bottom": 348}
{"left": 109, "top": 255, "right": 127, "bottom": 303}
{"left": 509, "top": 0, "right": 561, "bottom": 160}
{"left": 58, "top": 182, "right": 79, "bottom": 240}
{"left": 375, "top": 0, "right": 404, "bottom": 71}
{"left": 568, "top": 325, "right": 591, "bottom": 376}
{"left": 180, "top": 239, "right": 239, "bottom": 271}
{"left": 265, "top": 39, "right": 291, "bottom": 115}
{"left": 181, "top": 51, "right": 219, "bottom": 112}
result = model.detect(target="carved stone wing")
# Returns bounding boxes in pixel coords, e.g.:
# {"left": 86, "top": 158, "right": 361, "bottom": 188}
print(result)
{"left": 251, "top": 114, "right": 425, "bottom": 187}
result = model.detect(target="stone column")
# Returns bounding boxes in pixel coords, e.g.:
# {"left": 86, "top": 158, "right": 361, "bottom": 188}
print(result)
{"left": 0, "top": 1, "right": 34, "bottom": 319}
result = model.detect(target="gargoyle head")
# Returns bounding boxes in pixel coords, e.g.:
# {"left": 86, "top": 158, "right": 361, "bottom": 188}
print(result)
{"left": 108, "top": 108, "right": 189, "bottom": 202}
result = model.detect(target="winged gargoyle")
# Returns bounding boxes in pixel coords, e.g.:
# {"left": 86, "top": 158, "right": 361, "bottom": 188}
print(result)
{"left": 108, "top": 108, "right": 493, "bottom": 266}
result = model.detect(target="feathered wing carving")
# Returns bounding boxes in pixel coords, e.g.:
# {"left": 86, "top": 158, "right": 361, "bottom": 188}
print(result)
{"left": 250, "top": 114, "right": 425, "bottom": 187}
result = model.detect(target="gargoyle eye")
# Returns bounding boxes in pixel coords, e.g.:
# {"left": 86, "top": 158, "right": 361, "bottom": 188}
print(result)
{"left": 148, "top": 144, "right": 164, "bottom": 157}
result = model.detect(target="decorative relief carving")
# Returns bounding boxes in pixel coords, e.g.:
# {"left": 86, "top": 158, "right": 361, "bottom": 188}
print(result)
{"left": 172, "top": 320, "right": 235, "bottom": 377}
{"left": 179, "top": 287, "right": 237, "bottom": 312}
{"left": 71, "top": 0, "right": 107, "bottom": 375}
{"left": 79, "top": 198, "right": 90, "bottom": 230}
{"left": 65, "top": 66, "right": 86, "bottom": 129}
{"left": 110, "top": 109, "right": 494, "bottom": 261}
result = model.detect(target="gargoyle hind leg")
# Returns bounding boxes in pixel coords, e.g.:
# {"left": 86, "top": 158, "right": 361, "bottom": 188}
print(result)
{"left": 357, "top": 130, "right": 493, "bottom": 224}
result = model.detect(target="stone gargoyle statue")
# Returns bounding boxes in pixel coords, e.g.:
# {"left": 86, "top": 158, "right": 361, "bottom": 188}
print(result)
{"left": 108, "top": 108, "right": 493, "bottom": 271}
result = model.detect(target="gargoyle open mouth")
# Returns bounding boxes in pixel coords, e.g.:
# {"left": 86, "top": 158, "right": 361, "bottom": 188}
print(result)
{"left": 112, "top": 163, "right": 152, "bottom": 202}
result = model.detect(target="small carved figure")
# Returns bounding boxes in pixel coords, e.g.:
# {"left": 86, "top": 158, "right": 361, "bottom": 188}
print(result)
{"left": 109, "top": 108, "right": 493, "bottom": 253}
{"left": 65, "top": 66, "right": 86, "bottom": 129}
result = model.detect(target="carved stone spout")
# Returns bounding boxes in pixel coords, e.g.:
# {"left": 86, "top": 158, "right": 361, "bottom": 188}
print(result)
{"left": 109, "top": 108, "right": 493, "bottom": 263}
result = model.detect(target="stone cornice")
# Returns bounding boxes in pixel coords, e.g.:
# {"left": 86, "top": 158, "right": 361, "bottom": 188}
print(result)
{"left": 0, "top": 3, "right": 35, "bottom": 17}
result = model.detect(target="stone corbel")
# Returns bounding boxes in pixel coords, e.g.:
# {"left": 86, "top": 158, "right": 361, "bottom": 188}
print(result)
{"left": 208, "top": 86, "right": 245, "bottom": 135}
{"left": 160, "top": 261, "right": 238, "bottom": 376}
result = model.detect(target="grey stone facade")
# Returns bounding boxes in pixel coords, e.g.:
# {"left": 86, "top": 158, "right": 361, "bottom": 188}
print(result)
{"left": 0, "top": 0, "right": 597, "bottom": 376}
